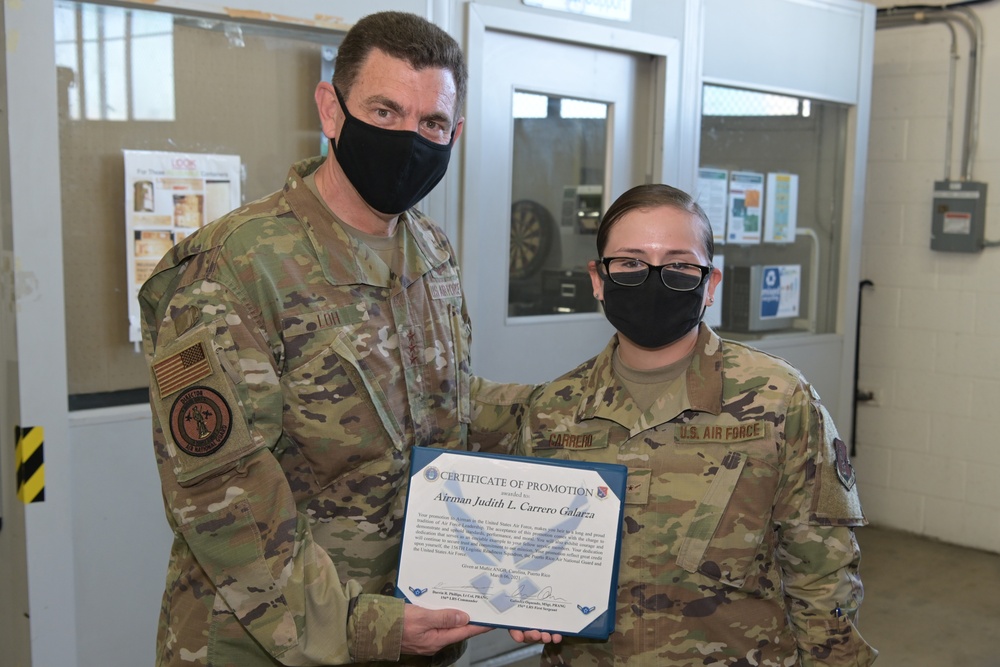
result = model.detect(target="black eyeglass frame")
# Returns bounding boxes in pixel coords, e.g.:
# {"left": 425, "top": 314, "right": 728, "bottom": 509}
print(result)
{"left": 600, "top": 257, "right": 712, "bottom": 292}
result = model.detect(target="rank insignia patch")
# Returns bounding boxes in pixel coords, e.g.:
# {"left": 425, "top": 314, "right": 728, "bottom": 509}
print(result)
{"left": 169, "top": 386, "right": 232, "bottom": 457}
{"left": 154, "top": 341, "right": 212, "bottom": 397}
{"left": 834, "top": 438, "right": 856, "bottom": 490}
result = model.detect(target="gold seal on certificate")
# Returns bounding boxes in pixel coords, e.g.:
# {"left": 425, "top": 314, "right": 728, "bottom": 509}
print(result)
{"left": 396, "top": 447, "right": 627, "bottom": 638}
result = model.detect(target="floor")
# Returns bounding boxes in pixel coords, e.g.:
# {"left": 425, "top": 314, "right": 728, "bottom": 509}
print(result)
{"left": 463, "top": 526, "right": 1000, "bottom": 666}
{"left": 856, "top": 526, "right": 1000, "bottom": 666}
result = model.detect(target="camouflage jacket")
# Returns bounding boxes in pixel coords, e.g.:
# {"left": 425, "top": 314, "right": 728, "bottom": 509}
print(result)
{"left": 139, "top": 157, "right": 518, "bottom": 667}
{"left": 515, "top": 326, "right": 877, "bottom": 666}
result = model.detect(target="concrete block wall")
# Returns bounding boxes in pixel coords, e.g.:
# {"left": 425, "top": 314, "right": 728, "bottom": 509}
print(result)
{"left": 856, "top": 1, "right": 1000, "bottom": 553}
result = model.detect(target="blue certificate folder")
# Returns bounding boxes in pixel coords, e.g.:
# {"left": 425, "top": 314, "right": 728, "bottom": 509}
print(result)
{"left": 396, "top": 446, "right": 627, "bottom": 639}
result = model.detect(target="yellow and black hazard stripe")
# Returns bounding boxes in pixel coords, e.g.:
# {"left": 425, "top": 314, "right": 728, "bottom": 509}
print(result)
{"left": 15, "top": 426, "right": 44, "bottom": 503}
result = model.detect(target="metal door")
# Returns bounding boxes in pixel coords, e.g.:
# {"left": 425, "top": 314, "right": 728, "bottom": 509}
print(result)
{"left": 462, "top": 6, "right": 678, "bottom": 384}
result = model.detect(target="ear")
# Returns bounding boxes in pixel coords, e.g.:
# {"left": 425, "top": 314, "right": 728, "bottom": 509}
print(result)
{"left": 705, "top": 266, "right": 723, "bottom": 305}
{"left": 451, "top": 116, "right": 465, "bottom": 145}
{"left": 315, "top": 81, "right": 342, "bottom": 140}
{"left": 588, "top": 260, "right": 604, "bottom": 301}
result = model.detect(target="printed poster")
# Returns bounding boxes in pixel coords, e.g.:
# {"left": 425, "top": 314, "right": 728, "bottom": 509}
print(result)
{"left": 726, "top": 171, "right": 764, "bottom": 245}
{"left": 124, "top": 150, "right": 242, "bottom": 344}
{"left": 764, "top": 173, "right": 799, "bottom": 243}
{"left": 759, "top": 265, "right": 801, "bottom": 320}
{"left": 696, "top": 168, "right": 729, "bottom": 244}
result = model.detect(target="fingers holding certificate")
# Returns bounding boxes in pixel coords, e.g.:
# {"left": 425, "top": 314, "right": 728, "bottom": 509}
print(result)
{"left": 396, "top": 447, "right": 627, "bottom": 639}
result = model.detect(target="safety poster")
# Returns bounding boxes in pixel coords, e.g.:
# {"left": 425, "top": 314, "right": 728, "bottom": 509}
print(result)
{"left": 123, "top": 149, "right": 242, "bottom": 344}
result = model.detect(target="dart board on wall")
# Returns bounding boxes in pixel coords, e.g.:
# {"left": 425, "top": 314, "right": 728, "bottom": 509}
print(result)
{"left": 509, "top": 199, "right": 554, "bottom": 281}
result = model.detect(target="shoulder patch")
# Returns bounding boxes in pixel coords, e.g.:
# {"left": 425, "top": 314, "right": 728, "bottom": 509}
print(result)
{"left": 834, "top": 438, "right": 856, "bottom": 490}
{"left": 153, "top": 341, "right": 212, "bottom": 397}
{"left": 809, "top": 404, "right": 866, "bottom": 526}
{"left": 169, "top": 386, "right": 233, "bottom": 457}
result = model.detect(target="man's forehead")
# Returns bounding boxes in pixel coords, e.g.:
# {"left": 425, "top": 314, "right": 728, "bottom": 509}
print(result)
{"left": 352, "top": 51, "right": 457, "bottom": 110}
{"left": 358, "top": 48, "right": 457, "bottom": 86}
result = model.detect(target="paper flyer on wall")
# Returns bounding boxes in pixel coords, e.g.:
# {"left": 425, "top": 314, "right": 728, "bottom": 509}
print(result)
{"left": 123, "top": 150, "right": 242, "bottom": 344}
{"left": 759, "top": 265, "right": 801, "bottom": 320}
{"left": 764, "top": 173, "right": 799, "bottom": 243}
{"left": 726, "top": 171, "right": 764, "bottom": 244}
{"left": 696, "top": 167, "right": 729, "bottom": 244}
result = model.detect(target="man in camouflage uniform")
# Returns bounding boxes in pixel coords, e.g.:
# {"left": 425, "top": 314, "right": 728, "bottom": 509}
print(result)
{"left": 140, "top": 12, "right": 520, "bottom": 666}
{"left": 507, "top": 184, "right": 877, "bottom": 665}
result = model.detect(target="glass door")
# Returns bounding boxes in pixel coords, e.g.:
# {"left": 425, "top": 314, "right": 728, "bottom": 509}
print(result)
{"left": 465, "top": 28, "right": 656, "bottom": 383}
{"left": 508, "top": 92, "right": 609, "bottom": 318}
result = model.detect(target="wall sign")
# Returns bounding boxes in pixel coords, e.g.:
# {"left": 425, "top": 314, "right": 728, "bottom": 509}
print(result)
{"left": 759, "top": 265, "right": 801, "bottom": 320}
{"left": 123, "top": 150, "right": 242, "bottom": 345}
{"left": 522, "top": 0, "right": 632, "bottom": 22}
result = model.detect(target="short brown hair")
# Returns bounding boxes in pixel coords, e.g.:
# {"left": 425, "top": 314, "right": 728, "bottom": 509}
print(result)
{"left": 596, "top": 184, "right": 715, "bottom": 262}
{"left": 333, "top": 11, "right": 468, "bottom": 115}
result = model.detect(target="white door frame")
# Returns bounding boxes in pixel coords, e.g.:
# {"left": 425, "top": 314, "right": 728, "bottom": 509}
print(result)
{"left": 460, "top": 3, "right": 681, "bottom": 378}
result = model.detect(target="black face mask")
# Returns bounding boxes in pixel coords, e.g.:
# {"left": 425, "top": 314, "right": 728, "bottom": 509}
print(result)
{"left": 331, "top": 87, "right": 454, "bottom": 215}
{"left": 600, "top": 272, "right": 707, "bottom": 349}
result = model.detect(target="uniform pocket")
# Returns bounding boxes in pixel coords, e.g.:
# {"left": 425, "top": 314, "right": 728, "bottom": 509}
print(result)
{"left": 281, "top": 330, "right": 392, "bottom": 489}
{"left": 180, "top": 498, "right": 292, "bottom": 654}
{"left": 676, "top": 451, "right": 779, "bottom": 588}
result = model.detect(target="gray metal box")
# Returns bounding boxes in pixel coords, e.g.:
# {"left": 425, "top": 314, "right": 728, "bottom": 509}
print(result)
{"left": 931, "top": 180, "right": 987, "bottom": 253}
{"left": 722, "top": 265, "right": 796, "bottom": 333}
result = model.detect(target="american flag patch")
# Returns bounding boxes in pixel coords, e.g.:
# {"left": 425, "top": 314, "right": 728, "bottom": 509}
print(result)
{"left": 153, "top": 341, "right": 212, "bottom": 397}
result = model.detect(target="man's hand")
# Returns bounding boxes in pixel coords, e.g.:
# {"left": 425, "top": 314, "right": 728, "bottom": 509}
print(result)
{"left": 401, "top": 605, "right": 493, "bottom": 656}
{"left": 509, "top": 629, "right": 563, "bottom": 644}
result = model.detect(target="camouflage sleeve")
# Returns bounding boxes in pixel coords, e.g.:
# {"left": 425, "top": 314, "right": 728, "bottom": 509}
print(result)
{"left": 775, "top": 384, "right": 877, "bottom": 665}
{"left": 467, "top": 376, "right": 536, "bottom": 454}
{"left": 142, "top": 272, "right": 404, "bottom": 665}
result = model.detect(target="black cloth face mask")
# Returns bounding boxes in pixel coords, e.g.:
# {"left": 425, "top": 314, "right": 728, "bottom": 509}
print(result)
{"left": 600, "top": 272, "right": 707, "bottom": 349}
{"left": 331, "top": 86, "right": 455, "bottom": 215}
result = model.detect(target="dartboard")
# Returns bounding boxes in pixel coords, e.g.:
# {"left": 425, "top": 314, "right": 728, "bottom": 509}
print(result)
{"left": 509, "top": 199, "right": 554, "bottom": 280}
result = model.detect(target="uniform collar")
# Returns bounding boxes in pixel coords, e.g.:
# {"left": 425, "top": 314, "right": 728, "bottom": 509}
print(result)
{"left": 684, "top": 324, "right": 724, "bottom": 415}
{"left": 283, "top": 157, "right": 451, "bottom": 288}
{"left": 576, "top": 324, "right": 723, "bottom": 434}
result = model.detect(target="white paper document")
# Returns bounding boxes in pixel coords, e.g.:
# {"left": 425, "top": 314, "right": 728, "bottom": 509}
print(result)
{"left": 397, "top": 447, "right": 627, "bottom": 638}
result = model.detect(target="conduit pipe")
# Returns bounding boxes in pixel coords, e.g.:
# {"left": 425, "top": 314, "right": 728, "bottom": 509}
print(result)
{"left": 876, "top": 7, "right": 983, "bottom": 181}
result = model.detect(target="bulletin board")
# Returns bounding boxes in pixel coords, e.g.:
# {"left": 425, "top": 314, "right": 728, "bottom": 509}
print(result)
{"left": 57, "top": 8, "right": 341, "bottom": 398}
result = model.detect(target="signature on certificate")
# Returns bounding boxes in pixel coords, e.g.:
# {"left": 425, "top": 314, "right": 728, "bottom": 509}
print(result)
{"left": 507, "top": 584, "right": 565, "bottom": 602}
{"left": 432, "top": 582, "right": 566, "bottom": 603}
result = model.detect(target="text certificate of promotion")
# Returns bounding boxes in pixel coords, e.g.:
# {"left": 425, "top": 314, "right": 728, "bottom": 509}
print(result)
{"left": 396, "top": 447, "right": 627, "bottom": 639}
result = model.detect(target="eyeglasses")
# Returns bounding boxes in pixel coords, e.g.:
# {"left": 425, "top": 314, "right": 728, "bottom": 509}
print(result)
{"left": 600, "top": 257, "right": 711, "bottom": 291}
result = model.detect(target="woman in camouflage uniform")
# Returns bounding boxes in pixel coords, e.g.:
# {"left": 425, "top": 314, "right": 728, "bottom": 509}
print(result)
{"left": 510, "top": 184, "right": 877, "bottom": 666}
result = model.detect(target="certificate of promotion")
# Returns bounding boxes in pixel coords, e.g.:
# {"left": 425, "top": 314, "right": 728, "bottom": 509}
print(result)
{"left": 396, "top": 447, "right": 627, "bottom": 639}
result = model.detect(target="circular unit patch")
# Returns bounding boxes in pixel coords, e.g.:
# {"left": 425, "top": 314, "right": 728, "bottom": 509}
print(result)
{"left": 169, "top": 386, "right": 233, "bottom": 457}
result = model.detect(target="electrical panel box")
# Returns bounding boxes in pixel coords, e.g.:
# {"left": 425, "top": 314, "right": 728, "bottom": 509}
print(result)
{"left": 931, "top": 181, "right": 987, "bottom": 252}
